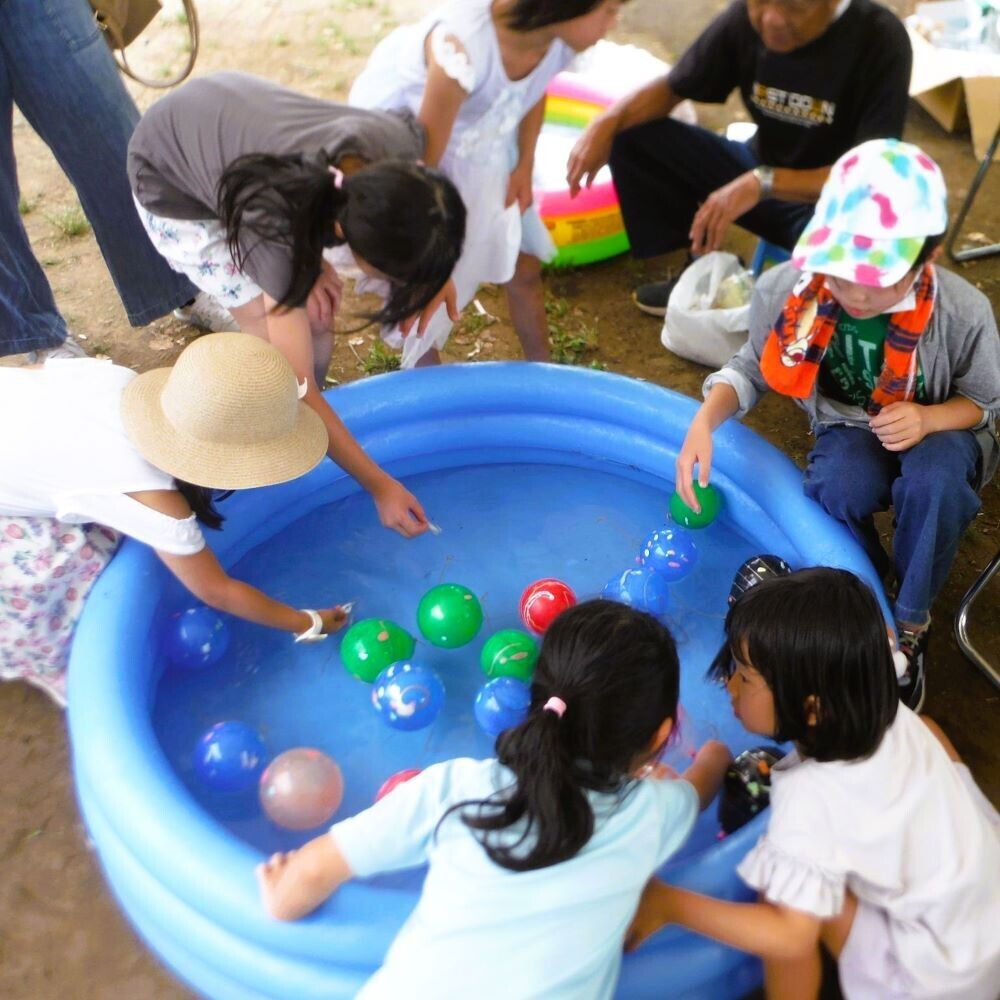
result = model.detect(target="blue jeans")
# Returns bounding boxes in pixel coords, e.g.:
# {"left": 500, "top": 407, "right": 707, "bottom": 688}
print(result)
{"left": 608, "top": 117, "right": 815, "bottom": 258}
{"left": 803, "top": 425, "right": 982, "bottom": 628}
{"left": 0, "top": 0, "right": 196, "bottom": 355}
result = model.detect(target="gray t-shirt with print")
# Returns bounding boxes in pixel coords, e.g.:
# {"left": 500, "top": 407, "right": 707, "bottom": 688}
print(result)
{"left": 128, "top": 72, "right": 425, "bottom": 298}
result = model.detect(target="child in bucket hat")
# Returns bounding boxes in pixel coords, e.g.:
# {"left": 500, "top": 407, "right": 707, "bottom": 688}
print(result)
{"left": 0, "top": 334, "right": 350, "bottom": 706}
{"left": 676, "top": 139, "right": 1000, "bottom": 711}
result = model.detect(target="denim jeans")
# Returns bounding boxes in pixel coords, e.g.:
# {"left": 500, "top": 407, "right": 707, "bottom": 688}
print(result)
{"left": 608, "top": 117, "right": 815, "bottom": 259}
{"left": 802, "top": 424, "right": 982, "bottom": 628}
{"left": 0, "top": 0, "right": 196, "bottom": 355}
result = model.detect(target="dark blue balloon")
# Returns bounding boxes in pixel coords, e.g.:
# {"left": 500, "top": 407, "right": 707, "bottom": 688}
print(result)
{"left": 639, "top": 525, "right": 698, "bottom": 582}
{"left": 371, "top": 660, "right": 445, "bottom": 731}
{"left": 601, "top": 566, "right": 671, "bottom": 615}
{"left": 194, "top": 721, "right": 268, "bottom": 793}
{"left": 164, "top": 606, "right": 230, "bottom": 670}
{"left": 474, "top": 677, "right": 531, "bottom": 737}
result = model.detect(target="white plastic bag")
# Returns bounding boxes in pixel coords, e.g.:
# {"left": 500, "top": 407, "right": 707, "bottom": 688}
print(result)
{"left": 661, "top": 252, "right": 753, "bottom": 368}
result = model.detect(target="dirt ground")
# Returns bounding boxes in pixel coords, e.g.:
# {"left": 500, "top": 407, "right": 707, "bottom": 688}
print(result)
{"left": 1, "top": 1, "right": 998, "bottom": 997}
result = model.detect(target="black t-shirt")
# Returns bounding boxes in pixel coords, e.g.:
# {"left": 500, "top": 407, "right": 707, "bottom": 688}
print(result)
{"left": 667, "top": 0, "right": 911, "bottom": 169}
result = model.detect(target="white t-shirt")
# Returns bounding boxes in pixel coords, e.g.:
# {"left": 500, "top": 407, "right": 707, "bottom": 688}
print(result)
{"left": 738, "top": 706, "right": 1000, "bottom": 999}
{"left": 331, "top": 757, "right": 700, "bottom": 1000}
{"left": 0, "top": 359, "right": 203, "bottom": 555}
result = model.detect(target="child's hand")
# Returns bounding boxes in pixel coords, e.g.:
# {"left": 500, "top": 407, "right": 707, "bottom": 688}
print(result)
{"left": 870, "top": 402, "right": 928, "bottom": 451}
{"left": 625, "top": 878, "right": 676, "bottom": 952}
{"left": 505, "top": 160, "right": 535, "bottom": 213}
{"left": 306, "top": 260, "right": 344, "bottom": 329}
{"left": 399, "top": 279, "right": 459, "bottom": 338}
{"left": 319, "top": 606, "right": 351, "bottom": 635}
{"left": 256, "top": 850, "right": 295, "bottom": 919}
{"left": 675, "top": 418, "right": 715, "bottom": 512}
{"left": 373, "top": 478, "right": 431, "bottom": 538}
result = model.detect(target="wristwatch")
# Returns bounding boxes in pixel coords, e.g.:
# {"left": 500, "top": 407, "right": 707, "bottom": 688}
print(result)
{"left": 752, "top": 165, "right": 775, "bottom": 199}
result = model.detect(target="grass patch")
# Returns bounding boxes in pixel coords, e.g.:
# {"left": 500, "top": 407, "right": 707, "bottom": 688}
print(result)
{"left": 546, "top": 295, "right": 602, "bottom": 367}
{"left": 272, "top": 32, "right": 290, "bottom": 47}
{"left": 46, "top": 205, "right": 90, "bottom": 238}
{"left": 361, "top": 338, "right": 401, "bottom": 375}
{"left": 17, "top": 195, "right": 36, "bottom": 216}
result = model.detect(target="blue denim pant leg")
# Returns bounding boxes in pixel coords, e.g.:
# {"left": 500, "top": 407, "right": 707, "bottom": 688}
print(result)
{"left": 803, "top": 425, "right": 896, "bottom": 581}
{"left": 891, "top": 430, "right": 981, "bottom": 628}
{"left": 608, "top": 117, "right": 815, "bottom": 258}
{"left": 0, "top": 0, "right": 196, "bottom": 355}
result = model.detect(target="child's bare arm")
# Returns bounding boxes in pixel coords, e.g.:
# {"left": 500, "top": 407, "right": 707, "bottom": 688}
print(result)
{"left": 418, "top": 32, "right": 468, "bottom": 167}
{"left": 680, "top": 740, "right": 732, "bottom": 810}
{"left": 256, "top": 833, "right": 353, "bottom": 921}
{"left": 627, "top": 880, "right": 820, "bottom": 960}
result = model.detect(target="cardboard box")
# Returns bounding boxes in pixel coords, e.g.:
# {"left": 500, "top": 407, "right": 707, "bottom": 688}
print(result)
{"left": 906, "top": 26, "right": 1000, "bottom": 161}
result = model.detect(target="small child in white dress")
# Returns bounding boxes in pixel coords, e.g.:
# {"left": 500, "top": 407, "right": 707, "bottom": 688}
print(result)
{"left": 627, "top": 568, "right": 1000, "bottom": 1000}
{"left": 350, "top": 0, "right": 623, "bottom": 367}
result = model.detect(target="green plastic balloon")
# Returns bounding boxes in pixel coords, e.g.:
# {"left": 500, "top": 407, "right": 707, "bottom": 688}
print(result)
{"left": 670, "top": 482, "right": 722, "bottom": 529}
{"left": 480, "top": 629, "right": 539, "bottom": 681}
{"left": 417, "top": 584, "right": 484, "bottom": 648}
{"left": 340, "top": 618, "right": 415, "bottom": 683}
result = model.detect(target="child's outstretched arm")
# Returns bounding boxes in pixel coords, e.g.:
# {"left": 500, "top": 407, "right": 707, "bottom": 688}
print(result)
{"left": 675, "top": 383, "right": 740, "bottom": 512}
{"left": 679, "top": 740, "right": 732, "bottom": 811}
{"left": 262, "top": 295, "right": 430, "bottom": 537}
{"left": 256, "top": 833, "right": 353, "bottom": 922}
{"left": 626, "top": 881, "right": 821, "bottom": 960}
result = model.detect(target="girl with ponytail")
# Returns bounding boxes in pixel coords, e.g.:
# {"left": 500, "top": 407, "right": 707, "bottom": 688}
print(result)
{"left": 255, "top": 599, "right": 731, "bottom": 998}
{"left": 128, "top": 72, "right": 466, "bottom": 538}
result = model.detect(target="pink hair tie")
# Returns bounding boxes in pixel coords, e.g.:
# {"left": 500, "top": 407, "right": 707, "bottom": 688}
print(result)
{"left": 543, "top": 696, "right": 567, "bottom": 718}
{"left": 328, "top": 165, "right": 344, "bottom": 189}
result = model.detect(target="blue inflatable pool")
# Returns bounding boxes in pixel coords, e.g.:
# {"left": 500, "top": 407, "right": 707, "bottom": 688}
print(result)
{"left": 68, "top": 364, "right": 884, "bottom": 1000}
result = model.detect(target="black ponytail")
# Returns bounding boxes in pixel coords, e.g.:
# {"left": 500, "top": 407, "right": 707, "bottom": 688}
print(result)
{"left": 217, "top": 155, "right": 465, "bottom": 326}
{"left": 449, "top": 599, "right": 680, "bottom": 872}
{"left": 173, "top": 479, "right": 230, "bottom": 530}
{"left": 502, "top": 0, "right": 614, "bottom": 31}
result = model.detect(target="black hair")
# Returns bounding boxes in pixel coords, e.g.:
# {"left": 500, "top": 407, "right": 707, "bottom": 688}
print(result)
{"left": 173, "top": 479, "right": 231, "bottom": 531}
{"left": 502, "top": 0, "right": 620, "bottom": 31}
{"left": 450, "top": 599, "right": 680, "bottom": 872}
{"left": 708, "top": 567, "right": 898, "bottom": 762}
{"left": 217, "top": 155, "right": 465, "bottom": 327}
{"left": 911, "top": 232, "right": 945, "bottom": 271}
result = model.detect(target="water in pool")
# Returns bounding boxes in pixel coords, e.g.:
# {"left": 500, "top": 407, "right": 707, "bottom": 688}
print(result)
{"left": 153, "top": 461, "right": 783, "bottom": 866}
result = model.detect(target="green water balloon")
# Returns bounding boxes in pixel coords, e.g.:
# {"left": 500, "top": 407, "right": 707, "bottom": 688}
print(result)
{"left": 417, "top": 584, "right": 484, "bottom": 648}
{"left": 670, "top": 482, "right": 722, "bottom": 529}
{"left": 340, "top": 618, "right": 415, "bottom": 683}
{"left": 480, "top": 629, "right": 539, "bottom": 682}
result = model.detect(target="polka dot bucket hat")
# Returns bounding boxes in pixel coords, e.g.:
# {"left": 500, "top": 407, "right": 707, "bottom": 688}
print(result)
{"left": 791, "top": 138, "right": 948, "bottom": 289}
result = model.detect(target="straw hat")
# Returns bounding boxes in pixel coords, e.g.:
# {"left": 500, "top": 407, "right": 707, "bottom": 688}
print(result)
{"left": 121, "top": 333, "right": 328, "bottom": 490}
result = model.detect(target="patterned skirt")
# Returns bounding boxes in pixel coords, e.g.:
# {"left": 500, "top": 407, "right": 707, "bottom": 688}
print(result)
{"left": 0, "top": 517, "right": 121, "bottom": 707}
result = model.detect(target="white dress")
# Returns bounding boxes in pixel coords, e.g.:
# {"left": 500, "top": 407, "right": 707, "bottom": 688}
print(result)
{"left": 349, "top": 0, "right": 575, "bottom": 366}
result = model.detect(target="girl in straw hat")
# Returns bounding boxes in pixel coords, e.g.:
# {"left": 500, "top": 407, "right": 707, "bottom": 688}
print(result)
{"left": 128, "top": 72, "right": 467, "bottom": 538}
{"left": 0, "top": 334, "right": 348, "bottom": 708}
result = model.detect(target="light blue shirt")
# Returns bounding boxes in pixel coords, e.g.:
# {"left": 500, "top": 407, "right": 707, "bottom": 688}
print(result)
{"left": 331, "top": 757, "right": 699, "bottom": 1000}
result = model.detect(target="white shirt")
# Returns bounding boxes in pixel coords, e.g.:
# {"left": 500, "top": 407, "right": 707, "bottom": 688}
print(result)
{"left": 738, "top": 706, "right": 1000, "bottom": 999}
{"left": 332, "top": 757, "right": 700, "bottom": 1000}
{"left": 0, "top": 359, "right": 203, "bottom": 555}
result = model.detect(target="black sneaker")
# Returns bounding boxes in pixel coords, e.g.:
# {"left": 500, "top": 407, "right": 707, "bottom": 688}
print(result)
{"left": 897, "top": 630, "right": 928, "bottom": 712}
{"left": 631, "top": 278, "right": 681, "bottom": 317}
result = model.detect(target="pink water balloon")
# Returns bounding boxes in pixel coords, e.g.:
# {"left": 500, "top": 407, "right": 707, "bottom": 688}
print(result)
{"left": 259, "top": 748, "right": 344, "bottom": 830}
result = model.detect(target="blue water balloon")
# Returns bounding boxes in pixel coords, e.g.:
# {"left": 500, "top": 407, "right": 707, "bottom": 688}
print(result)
{"left": 639, "top": 525, "right": 698, "bottom": 582}
{"left": 371, "top": 660, "right": 445, "bottom": 732}
{"left": 164, "top": 605, "right": 230, "bottom": 670}
{"left": 194, "top": 721, "right": 268, "bottom": 794}
{"left": 474, "top": 677, "right": 531, "bottom": 737}
{"left": 602, "top": 566, "right": 672, "bottom": 615}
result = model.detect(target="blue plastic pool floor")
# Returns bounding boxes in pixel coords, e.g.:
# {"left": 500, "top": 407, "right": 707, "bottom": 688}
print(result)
{"left": 153, "top": 462, "right": 781, "bottom": 871}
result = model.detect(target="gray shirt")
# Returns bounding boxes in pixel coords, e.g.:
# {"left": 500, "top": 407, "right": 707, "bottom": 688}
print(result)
{"left": 128, "top": 72, "right": 425, "bottom": 298}
{"left": 705, "top": 262, "right": 1000, "bottom": 488}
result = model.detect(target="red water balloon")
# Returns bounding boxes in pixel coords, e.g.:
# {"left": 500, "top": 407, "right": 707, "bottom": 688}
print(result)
{"left": 519, "top": 578, "right": 577, "bottom": 635}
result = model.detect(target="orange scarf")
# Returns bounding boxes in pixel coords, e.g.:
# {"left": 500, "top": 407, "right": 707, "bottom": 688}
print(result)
{"left": 760, "top": 266, "right": 935, "bottom": 415}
